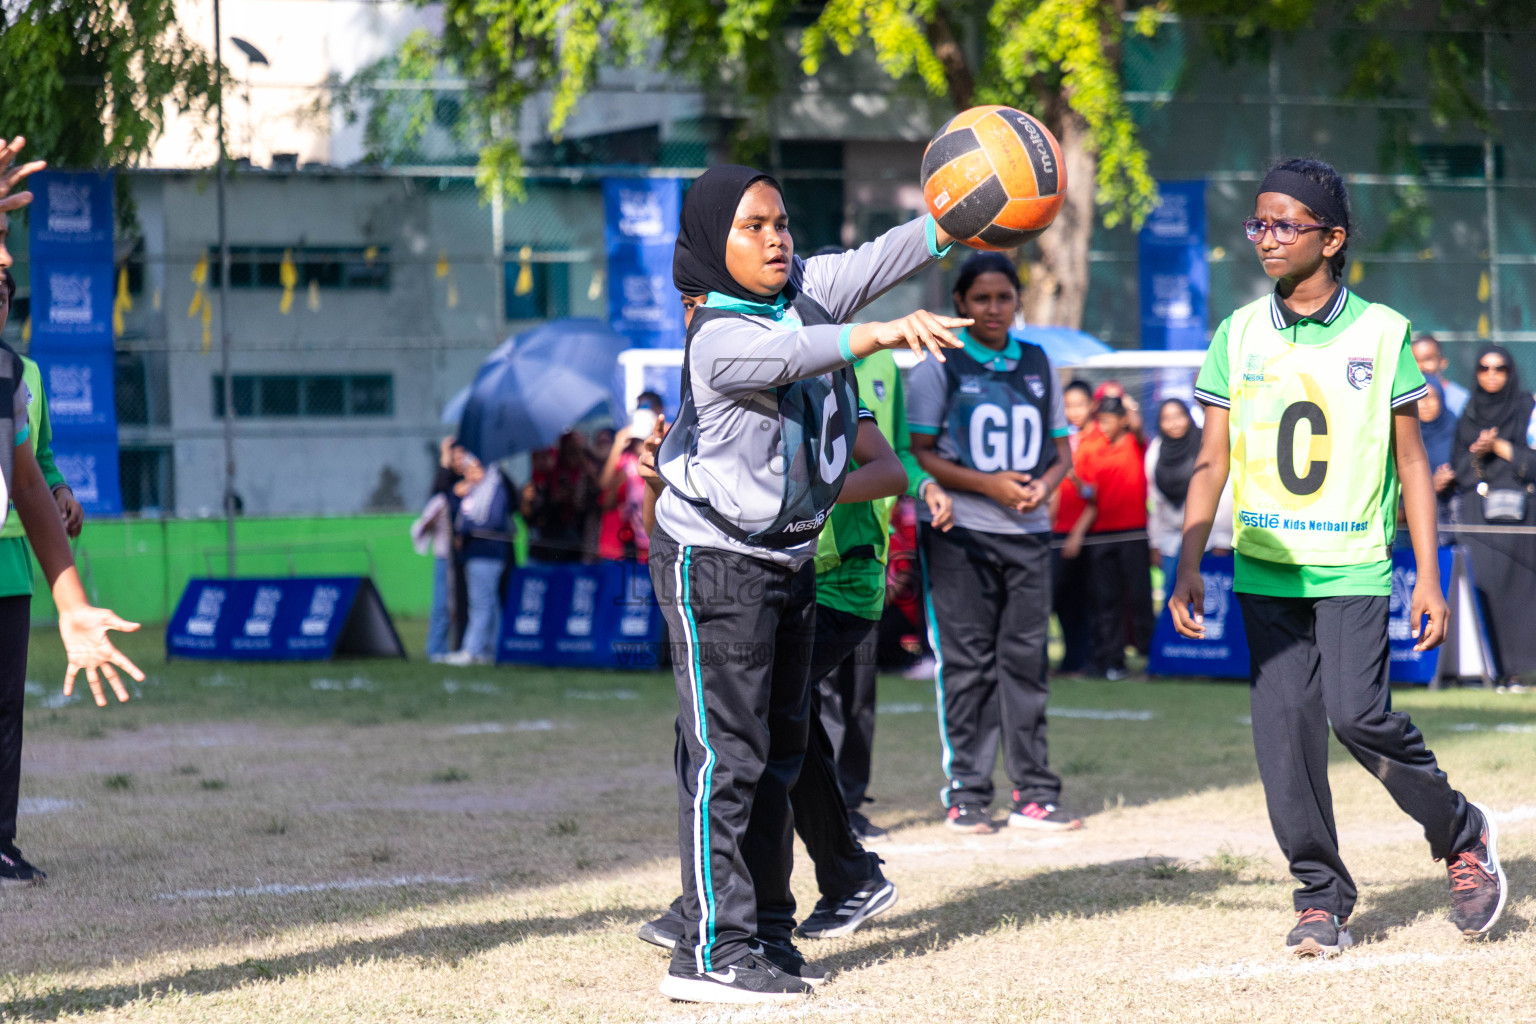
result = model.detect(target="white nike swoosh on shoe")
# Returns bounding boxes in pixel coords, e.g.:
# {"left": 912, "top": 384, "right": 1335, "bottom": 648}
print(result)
{"left": 705, "top": 969, "right": 736, "bottom": 984}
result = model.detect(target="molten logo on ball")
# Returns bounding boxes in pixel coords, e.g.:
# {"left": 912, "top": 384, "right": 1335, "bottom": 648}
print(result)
{"left": 920, "top": 105, "right": 1067, "bottom": 251}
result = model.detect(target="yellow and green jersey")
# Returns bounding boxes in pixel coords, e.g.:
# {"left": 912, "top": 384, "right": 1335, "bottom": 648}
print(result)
{"left": 815, "top": 350, "right": 931, "bottom": 620}
{"left": 0, "top": 356, "right": 67, "bottom": 598}
{"left": 1195, "top": 286, "right": 1426, "bottom": 598}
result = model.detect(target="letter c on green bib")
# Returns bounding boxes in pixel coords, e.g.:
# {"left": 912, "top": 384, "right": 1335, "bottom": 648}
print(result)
{"left": 1277, "top": 401, "right": 1328, "bottom": 495}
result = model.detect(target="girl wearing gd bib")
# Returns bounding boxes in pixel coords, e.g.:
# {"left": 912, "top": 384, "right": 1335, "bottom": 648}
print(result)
{"left": 1171, "top": 158, "right": 1506, "bottom": 956}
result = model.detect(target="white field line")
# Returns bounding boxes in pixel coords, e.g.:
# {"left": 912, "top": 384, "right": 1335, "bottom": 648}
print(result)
{"left": 448, "top": 720, "right": 559, "bottom": 735}
{"left": 877, "top": 704, "right": 1154, "bottom": 721}
{"left": 1170, "top": 950, "right": 1472, "bottom": 981}
{"left": 1448, "top": 722, "right": 1536, "bottom": 733}
{"left": 1497, "top": 804, "right": 1536, "bottom": 823}
{"left": 650, "top": 998, "right": 877, "bottom": 1024}
{"left": 17, "top": 797, "right": 77, "bottom": 815}
{"left": 157, "top": 874, "right": 478, "bottom": 901}
{"left": 442, "top": 680, "right": 503, "bottom": 695}
{"left": 565, "top": 689, "right": 640, "bottom": 700}
{"left": 310, "top": 676, "right": 376, "bottom": 692}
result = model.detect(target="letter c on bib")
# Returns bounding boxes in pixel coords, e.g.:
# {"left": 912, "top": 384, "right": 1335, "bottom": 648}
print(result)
{"left": 818, "top": 389, "right": 847, "bottom": 483}
{"left": 1277, "top": 401, "right": 1328, "bottom": 495}
{"left": 970, "top": 403, "right": 1009, "bottom": 472}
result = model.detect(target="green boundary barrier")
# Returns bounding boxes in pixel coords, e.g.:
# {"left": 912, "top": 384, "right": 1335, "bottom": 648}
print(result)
{"left": 26, "top": 515, "right": 529, "bottom": 626}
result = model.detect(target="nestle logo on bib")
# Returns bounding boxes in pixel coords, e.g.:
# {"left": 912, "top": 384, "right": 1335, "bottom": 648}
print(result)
{"left": 1346, "top": 356, "right": 1374, "bottom": 390}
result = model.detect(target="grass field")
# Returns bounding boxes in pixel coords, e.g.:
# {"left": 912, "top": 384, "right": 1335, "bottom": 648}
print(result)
{"left": 8, "top": 621, "right": 1536, "bottom": 1023}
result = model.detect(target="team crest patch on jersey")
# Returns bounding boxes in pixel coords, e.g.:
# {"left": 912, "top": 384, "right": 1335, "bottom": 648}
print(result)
{"left": 1024, "top": 374, "right": 1046, "bottom": 398}
{"left": 872, "top": 379, "right": 886, "bottom": 401}
{"left": 959, "top": 379, "right": 984, "bottom": 395}
{"left": 1346, "top": 357, "right": 1374, "bottom": 391}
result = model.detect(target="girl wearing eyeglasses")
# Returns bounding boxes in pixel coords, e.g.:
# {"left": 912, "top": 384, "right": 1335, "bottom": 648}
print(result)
{"left": 1169, "top": 157, "right": 1506, "bottom": 957}
{"left": 1452, "top": 344, "right": 1536, "bottom": 688}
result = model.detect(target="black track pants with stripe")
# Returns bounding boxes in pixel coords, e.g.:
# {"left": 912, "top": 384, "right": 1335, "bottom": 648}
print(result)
{"left": 1239, "top": 593, "right": 1479, "bottom": 918}
{"left": 651, "top": 528, "right": 817, "bottom": 974}
{"left": 811, "top": 604, "right": 880, "bottom": 812}
{"left": 0, "top": 596, "right": 28, "bottom": 844}
{"left": 919, "top": 524, "right": 1060, "bottom": 810}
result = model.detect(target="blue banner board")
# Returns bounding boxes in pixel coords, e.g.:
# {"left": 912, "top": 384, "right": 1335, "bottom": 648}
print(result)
{"left": 1139, "top": 179, "right": 1208, "bottom": 351}
{"left": 604, "top": 178, "right": 684, "bottom": 350}
{"left": 27, "top": 171, "right": 122, "bottom": 514}
{"left": 1147, "top": 552, "right": 1250, "bottom": 679}
{"left": 1151, "top": 546, "right": 1466, "bottom": 684}
{"left": 166, "top": 577, "right": 405, "bottom": 661}
{"left": 498, "top": 560, "right": 664, "bottom": 669}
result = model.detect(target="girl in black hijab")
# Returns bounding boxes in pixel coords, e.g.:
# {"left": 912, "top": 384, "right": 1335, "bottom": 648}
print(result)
{"left": 1453, "top": 344, "right": 1536, "bottom": 682}
{"left": 651, "top": 164, "right": 970, "bottom": 1004}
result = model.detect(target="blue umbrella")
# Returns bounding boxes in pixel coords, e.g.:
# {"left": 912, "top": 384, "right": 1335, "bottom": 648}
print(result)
{"left": 1012, "top": 325, "right": 1113, "bottom": 367}
{"left": 455, "top": 319, "right": 629, "bottom": 461}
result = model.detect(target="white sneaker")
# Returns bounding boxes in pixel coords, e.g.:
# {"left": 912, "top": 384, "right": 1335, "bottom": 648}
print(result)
{"left": 903, "top": 656, "right": 937, "bottom": 681}
{"left": 443, "top": 650, "right": 477, "bottom": 666}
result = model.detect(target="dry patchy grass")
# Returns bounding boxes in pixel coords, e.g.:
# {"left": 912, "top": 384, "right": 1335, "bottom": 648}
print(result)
{"left": 7, "top": 623, "right": 1536, "bottom": 1023}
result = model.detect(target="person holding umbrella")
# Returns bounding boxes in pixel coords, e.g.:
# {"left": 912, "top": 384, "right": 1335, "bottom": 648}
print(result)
{"left": 651, "top": 164, "right": 966, "bottom": 1004}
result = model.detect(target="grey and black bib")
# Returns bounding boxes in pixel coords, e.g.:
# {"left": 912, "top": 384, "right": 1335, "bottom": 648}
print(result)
{"left": 942, "top": 342, "right": 1058, "bottom": 479}
{"left": 0, "top": 342, "right": 20, "bottom": 526}
{"left": 659, "top": 293, "right": 860, "bottom": 549}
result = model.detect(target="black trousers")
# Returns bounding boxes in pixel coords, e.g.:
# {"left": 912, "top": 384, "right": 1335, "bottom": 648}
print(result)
{"left": 811, "top": 603, "right": 880, "bottom": 811}
{"left": 1051, "top": 539, "right": 1093, "bottom": 673}
{"left": 651, "top": 528, "right": 816, "bottom": 974}
{"left": 920, "top": 525, "right": 1059, "bottom": 810}
{"left": 1087, "top": 534, "right": 1155, "bottom": 673}
{"left": 0, "top": 595, "right": 28, "bottom": 844}
{"left": 1238, "top": 592, "right": 1480, "bottom": 918}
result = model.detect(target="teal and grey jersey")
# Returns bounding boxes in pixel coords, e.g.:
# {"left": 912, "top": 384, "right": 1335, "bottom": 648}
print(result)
{"left": 656, "top": 215, "right": 952, "bottom": 567}
{"left": 907, "top": 331, "right": 1069, "bottom": 536}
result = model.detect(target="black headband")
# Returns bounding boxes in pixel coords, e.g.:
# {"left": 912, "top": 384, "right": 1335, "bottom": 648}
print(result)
{"left": 1257, "top": 169, "right": 1347, "bottom": 228}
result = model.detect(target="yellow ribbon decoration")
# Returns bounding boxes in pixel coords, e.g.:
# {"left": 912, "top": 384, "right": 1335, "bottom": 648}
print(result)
{"left": 188, "top": 253, "right": 208, "bottom": 318}
{"left": 279, "top": 248, "right": 298, "bottom": 315}
{"left": 515, "top": 245, "right": 534, "bottom": 297}
{"left": 113, "top": 264, "right": 133, "bottom": 337}
{"left": 201, "top": 297, "right": 214, "bottom": 353}
{"left": 307, "top": 278, "right": 321, "bottom": 312}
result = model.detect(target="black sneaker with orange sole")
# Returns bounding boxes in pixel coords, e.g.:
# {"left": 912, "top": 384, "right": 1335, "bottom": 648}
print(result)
{"left": 945, "top": 804, "right": 994, "bottom": 834}
{"left": 1447, "top": 801, "right": 1507, "bottom": 937}
{"left": 1286, "top": 908, "right": 1352, "bottom": 957}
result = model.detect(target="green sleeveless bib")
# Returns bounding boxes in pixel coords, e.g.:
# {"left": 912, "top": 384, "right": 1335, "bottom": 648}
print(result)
{"left": 1227, "top": 296, "right": 1408, "bottom": 566}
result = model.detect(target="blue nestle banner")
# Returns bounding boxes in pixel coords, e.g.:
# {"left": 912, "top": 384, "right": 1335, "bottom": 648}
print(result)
{"left": 1139, "top": 179, "right": 1208, "bottom": 351}
{"left": 27, "top": 172, "right": 114, "bottom": 261}
{"left": 50, "top": 437, "right": 122, "bottom": 517}
{"left": 166, "top": 577, "right": 405, "bottom": 661}
{"left": 604, "top": 178, "right": 684, "bottom": 349}
{"left": 1148, "top": 552, "right": 1250, "bottom": 679}
{"left": 499, "top": 560, "right": 664, "bottom": 669}
{"left": 27, "top": 263, "right": 114, "bottom": 347}
{"left": 31, "top": 347, "right": 117, "bottom": 438}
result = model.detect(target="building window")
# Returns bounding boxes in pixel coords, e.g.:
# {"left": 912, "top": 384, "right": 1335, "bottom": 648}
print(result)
{"left": 119, "top": 446, "right": 174, "bottom": 517}
{"left": 206, "top": 246, "right": 391, "bottom": 290}
{"left": 504, "top": 248, "right": 571, "bottom": 321}
{"left": 213, "top": 374, "right": 394, "bottom": 418}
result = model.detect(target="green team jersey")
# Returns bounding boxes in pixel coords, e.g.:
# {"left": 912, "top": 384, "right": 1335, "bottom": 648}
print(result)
{"left": 815, "top": 350, "right": 931, "bottom": 619}
{"left": 1195, "top": 286, "right": 1425, "bottom": 597}
{"left": 0, "top": 356, "right": 67, "bottom": 598}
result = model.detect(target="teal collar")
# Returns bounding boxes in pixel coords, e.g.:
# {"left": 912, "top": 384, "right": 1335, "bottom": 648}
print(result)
{"left": 959, "top": 328, "right": 1021, "bottom": 369}
{"left": 704, "top": 291, "right": 791, "bottom": 319}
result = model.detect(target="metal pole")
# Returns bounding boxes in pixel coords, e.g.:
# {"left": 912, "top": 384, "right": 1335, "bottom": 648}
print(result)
{"left": 1268, "top": 39, "right": 1281, "bottom": 161}
{"left": 1483, "top": 30, "right": 1499, "bottom": 344}
{"left": 214, "top": 0, "right": 237, "bottom": 575}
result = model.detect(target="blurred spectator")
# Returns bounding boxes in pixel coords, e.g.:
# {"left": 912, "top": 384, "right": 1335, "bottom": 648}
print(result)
{"left": 1453, "top": 345, "right": 1536, "bottom": 684}
{"left": 1050, "top": 379, "right": 1096, "bottom": 674}
{"left": 410, "top": 436, "right": 461, "bottom": 663}
{"left": 447, "top": 452, "right": 512, "bottom": 665}
{"left": 597, "top": 425, "right": 650, "bottom": 561}
{"left": 521, "top": 431, "right": 595, "bottom": 562}
{"left": 1145, "top": 399, "right": 1234, "bottom": 581}
{"left": 1417, "top": 379, "right": 1459, "bottom": 532}
{"left": 1067, "top": 395, "right": 1153, "bottom": 680}
{"left": 1412, "top": 333, "right": 1469, "bottom": 418}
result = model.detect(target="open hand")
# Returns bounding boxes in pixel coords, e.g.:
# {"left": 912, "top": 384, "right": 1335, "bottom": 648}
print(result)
{"left": 58, "top": 605, "right": 144, "bottom": 707}
{"left": 0, "top": 137, "right": 47, "bottom": 215}
{"left": 1469, "top": 428, "right": 1498, "bottom": 456}
{"left": 870, "top": 311, "right": 970, "bottom": 362}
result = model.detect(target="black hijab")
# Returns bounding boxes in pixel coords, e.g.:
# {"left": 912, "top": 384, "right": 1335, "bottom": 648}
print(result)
{"left": 1153, "top": 399, "right": 1201, "bottom": 507}
{"left": 673, "top": 165, "right": 786, "bottom": 305}
{"left": 1459, "top": 344, "right": 1533, "bottom": 443}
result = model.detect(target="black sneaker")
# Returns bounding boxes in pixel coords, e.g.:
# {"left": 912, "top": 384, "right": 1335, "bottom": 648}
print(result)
{"left": 945, "top": 804, "right": 994, "bottom": 834}
{"left": 795, "top": 875, "right": 899, "bottom": 939}
{"left": 1285, "top": 908, "right": 1353, "bottom": 957}
{"left": 637, "top": 901, "right": 685, "bottom": 950}
{"left": 849, "top": 809, "right": 889, "bottom": 843}
{"left": 755, "top": 938, "right": 826, "bottom": 986}
{"left": 659, "top": 952, "right": 812, "bottom": 1004}
{"left": 1007, "top": 793, "right": 1083, "bottom": 832}
{"left": 0, "top": 841, "right": 46, "bottom": 887}
{"left": 1447, "top": 802, "right": 1507, "bottom": 936}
